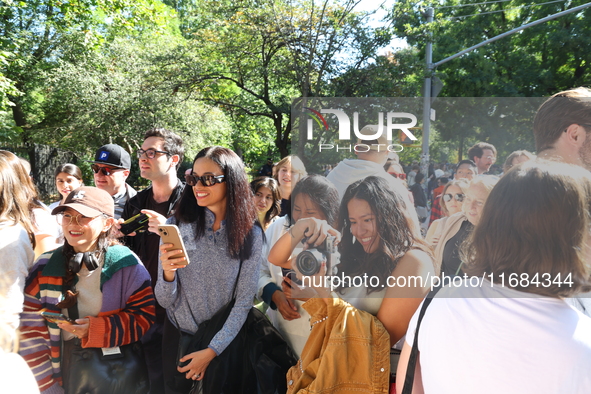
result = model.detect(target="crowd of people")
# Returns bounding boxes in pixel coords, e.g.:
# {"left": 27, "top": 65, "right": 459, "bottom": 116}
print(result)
{"left": 0, "top": 88, "right": 590, "bottom": 394}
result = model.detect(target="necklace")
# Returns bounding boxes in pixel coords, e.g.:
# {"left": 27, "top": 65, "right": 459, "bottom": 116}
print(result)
{"left": 309, "top": 316, "right": 328, "bottom": 331}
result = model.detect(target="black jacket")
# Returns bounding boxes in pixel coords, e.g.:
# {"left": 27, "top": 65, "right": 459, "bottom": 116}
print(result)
{"left": 121, "top": 180, "right": 185, "bottom": 320}
{"left": 410, "top": 182, "right": 427, "bottom": 207}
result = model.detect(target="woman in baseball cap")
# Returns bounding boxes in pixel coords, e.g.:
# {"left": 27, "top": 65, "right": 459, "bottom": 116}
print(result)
{"left": 19, "top": 186, "right": 156, "bottom": 394}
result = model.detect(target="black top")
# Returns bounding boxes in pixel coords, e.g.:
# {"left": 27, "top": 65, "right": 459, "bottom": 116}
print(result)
{"left": 441, "top": 219, "right": 473, "bottom": 277}
{"left": 122, "top": 180, "right": 184, "bottom": 321}
{"left": 279, "top": 198, "right": 290, "bottom": 218}
{"left": 258, "top": 163, "right": 274, "bottom": 177}
{"left": 410, "top": 183, "right": 427, "bottom": 207}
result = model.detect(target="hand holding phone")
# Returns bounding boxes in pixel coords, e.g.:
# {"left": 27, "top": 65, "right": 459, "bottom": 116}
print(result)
{"left": 119, "top": 213, "right": 150, "bottom": 235}
{"left": 40, "top": 310, "right": 75, "bottom": 324}
{"left": 158, "top": 225, "right": 190, "bottom": 265}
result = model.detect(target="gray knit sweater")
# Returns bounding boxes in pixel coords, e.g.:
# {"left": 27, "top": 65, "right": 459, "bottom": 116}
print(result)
{"left": 155, "top": 210, "right": 262, "bottom": 355}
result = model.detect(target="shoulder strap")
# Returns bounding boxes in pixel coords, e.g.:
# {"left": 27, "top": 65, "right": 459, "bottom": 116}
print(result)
{"left": 401, "top": 286, "right": 441, "bottom": 394}
{"left": 231, "top": 258, "right": 243, "bottom": 300}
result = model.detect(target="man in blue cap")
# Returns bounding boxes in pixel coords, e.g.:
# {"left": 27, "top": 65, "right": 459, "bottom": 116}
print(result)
{"left": 91, "top": 143, "right": 137, "bottom": 219}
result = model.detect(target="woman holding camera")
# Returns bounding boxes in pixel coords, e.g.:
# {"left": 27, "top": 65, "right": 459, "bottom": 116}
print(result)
{"left": 271, "top": 176, "right": 434, "bottom": 392}
{"left": 269, "top": 175, "right": 435, "bottom": 345}
{"left": 262, "top": 174, "right": 339, "bottom": 357}
{"left": 156, "top": 146, "right": 263, "bottom": 393}
{"left": 19, "top": 186, "right": 156, "bottom": 394}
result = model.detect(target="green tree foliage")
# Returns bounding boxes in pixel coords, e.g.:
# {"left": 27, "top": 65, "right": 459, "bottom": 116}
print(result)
{"left": 34, "top": 37, "right": 231, "bottom": 162}
{"left": 390, "top": 0, "right": 591, "bottom": 96}
{"left": 388, "top": 0, "right": 591, "bottom": 160}
{"left": 156, "top": 1, "right": 296, "bottom": 159}
{"left": 0, "top": 0, "right": 174, "bottom": 142}
{"left": 159, "top": 0, "right": 390, "bottom": 162}
{"left": 329, "top": 48, "right": 424, "bottom": 97}
{"left": 0, "top": 50, "right": 21, "bottom": 139}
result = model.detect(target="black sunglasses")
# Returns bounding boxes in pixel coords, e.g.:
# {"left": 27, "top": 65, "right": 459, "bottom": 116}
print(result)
{"left": 185, "top": 174, "right": 226, "bottom": 187}
{"left": 91, "top": 164, "right": 124, "bottom": 176}
{"left": 443, "top": 193, "right": 465, "bottom": 203}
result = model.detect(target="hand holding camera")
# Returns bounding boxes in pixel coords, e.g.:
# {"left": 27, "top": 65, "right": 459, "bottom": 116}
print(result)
{"left": 268, "top": 218, "right": 341, "bottom": 273}
{"left": 287, "top": 218, "right": 341, "bottom": 282}
{"left": 289, "top": 217, "right": 341, "bottom": 249}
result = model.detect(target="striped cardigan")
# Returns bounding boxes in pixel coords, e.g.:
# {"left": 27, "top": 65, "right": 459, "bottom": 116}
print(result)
{"left": 19, "top": 245, "right": 156, "bottom": 394}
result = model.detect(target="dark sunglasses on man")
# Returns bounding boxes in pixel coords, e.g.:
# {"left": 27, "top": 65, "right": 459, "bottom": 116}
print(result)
{"left": 442, "top": 193, "right": 465, "bottom": 203}
{"left": 91, "top": 164, "right": 124, "bottom": 176}
{"left": 185, "top": 174, "right": 226, "bottom": 187}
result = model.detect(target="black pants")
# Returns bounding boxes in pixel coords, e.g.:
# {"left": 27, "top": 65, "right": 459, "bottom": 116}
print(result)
{"left": 162, "top": 316, "right": 197, "bottom": 394}
{"left": 142, "top": 320, "right": 165, "bottom": 394}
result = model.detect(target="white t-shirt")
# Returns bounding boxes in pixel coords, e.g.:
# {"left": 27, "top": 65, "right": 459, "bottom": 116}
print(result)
{"left": 256, "top": 216, "right": 311, "bottom": 357}
{"left": 47, "top": 200, "right": 60, "bottom": 211}
{"left": 406, "top": 281, "right": 591, "bottom": 394}
{"left": 0, "top": 223, "right": 35, "bottom": 331}
{"left": 32, "top": 206, "right": 59, "bottom": 238}
{"left": 0, "top": 351, "right": 39, "bottom": 394}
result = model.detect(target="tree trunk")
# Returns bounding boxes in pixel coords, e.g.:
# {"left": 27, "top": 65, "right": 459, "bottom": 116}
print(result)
{"left": 11, "top": 100, "right": 27, "bottom": 127}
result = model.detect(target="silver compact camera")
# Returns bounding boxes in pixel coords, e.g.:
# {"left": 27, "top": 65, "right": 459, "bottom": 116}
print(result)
{"left": 295, "top": 235, "right": 339, "bottom": 276}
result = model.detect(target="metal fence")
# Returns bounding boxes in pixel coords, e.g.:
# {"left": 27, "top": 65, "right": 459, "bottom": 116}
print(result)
{"left": 0, "top": 143, "right": 78, "bottom": 202}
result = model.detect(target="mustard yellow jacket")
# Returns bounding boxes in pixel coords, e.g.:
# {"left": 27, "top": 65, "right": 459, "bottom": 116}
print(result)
{"left": 286, "top": 296, "right": 390, "bottom": 393}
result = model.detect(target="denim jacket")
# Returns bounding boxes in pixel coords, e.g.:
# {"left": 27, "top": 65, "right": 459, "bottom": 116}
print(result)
{"left": 286, "top": 296, "right": 390, "bottom": 393}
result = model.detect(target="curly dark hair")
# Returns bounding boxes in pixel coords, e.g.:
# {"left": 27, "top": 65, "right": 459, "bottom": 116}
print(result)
{"left": 338, "top": 176, "right": 431, "bottom": 295}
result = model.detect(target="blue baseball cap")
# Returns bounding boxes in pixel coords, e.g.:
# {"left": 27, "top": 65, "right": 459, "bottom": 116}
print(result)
{"left": 91, "top": 144, "right": 131, "bottom": 169}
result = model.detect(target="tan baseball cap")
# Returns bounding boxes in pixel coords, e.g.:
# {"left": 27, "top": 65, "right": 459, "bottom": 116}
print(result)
{"left": 51, "top": 186, "right": 115, "bottom": 218}
{"left": 356, "top": 124, "right": 390, "bottom": 151}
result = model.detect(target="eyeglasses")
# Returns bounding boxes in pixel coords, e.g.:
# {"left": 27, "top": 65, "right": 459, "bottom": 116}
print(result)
{"left": 91, "top": 164, "right": 124, "bottom": 176}
{"left": 137, "top": 148, "right": 171, "bottom": 159}
{"left": 185, "top": 174, "right": 226, "bottom": 187}
{"left": 443, "top": 193, "right": 465, "bottom": 203}
{"left": 388, "top": 172, "right": 407, "bottom": 180}
{"left": 56, "top": 212, "right": 103, "bottom": 226}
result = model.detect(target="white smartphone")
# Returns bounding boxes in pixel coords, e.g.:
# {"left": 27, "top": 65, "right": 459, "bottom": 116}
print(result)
{"left": 157, "top": 225, "right": 190, "bottom": 265}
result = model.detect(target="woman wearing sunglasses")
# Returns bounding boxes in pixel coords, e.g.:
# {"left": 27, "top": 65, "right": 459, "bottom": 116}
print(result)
{"left": 425, "top": 179, "right": 469, "bottom": 247}
{"left": 156, "top": 146, "right": 262, "bottom": 393}
{"left": 384, "top": 159, "right": 407, "bottom": 181}
{"left": 434, "top": 176, "right": 499, "bottom": 277}
{"left": 19, "top": 186, "right": 155, "bottom": 393}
